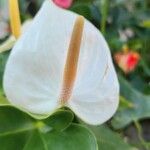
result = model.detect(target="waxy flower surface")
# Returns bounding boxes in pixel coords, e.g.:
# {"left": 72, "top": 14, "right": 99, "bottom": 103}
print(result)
{"left": 3, "top": 0, "right": 119, "bottom": 125}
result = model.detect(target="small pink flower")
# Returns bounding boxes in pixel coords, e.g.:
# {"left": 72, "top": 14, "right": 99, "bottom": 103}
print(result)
{"left": 114, "top": 49, "right": 140, "bottom": 74}
{"left": 52, "top": 0, "right": 73, "bottom": 9}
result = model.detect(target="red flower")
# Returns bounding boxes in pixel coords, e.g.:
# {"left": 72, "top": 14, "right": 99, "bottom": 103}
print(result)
{"left": 53, "top": 0, "right": 73, "bottom": 9}
{"left": 114, "top": 50, "right": 140, "bottom": 74}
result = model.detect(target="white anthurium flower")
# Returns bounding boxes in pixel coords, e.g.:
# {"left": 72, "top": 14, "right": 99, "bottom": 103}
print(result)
{"left": 3, "top": 0, "right": 119, "bottom": 125}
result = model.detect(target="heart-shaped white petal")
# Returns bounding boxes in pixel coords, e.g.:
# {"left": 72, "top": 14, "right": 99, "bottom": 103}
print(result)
{"left": 3, "top": 0, "right": 119, "bottom": 125}
{"left": 68, "top": 56, "right": 119, "bottom": 125}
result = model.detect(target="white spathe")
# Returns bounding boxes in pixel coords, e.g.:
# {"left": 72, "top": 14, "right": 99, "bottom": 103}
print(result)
{"left": 3, "top": 0, "right": 119, "bottom": 125}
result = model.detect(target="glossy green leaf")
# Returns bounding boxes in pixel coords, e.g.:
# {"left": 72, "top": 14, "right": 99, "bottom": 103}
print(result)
{"left": 88, "top": 125, "right": 136, "bottom": 150}
{"left": 71, "top": 3, "right": 92, "bottom": 20}
{"left": 111, "top": 75, "right": 150, "bottom": 129}
{"left": 0, "top": 107, "right": 35, "bottom": 135}
{"left": 43, "top": 110, "right": 74, "bottom": 131}
{"left": 23, "top": 124, "right": 98, "bottom": 150}
{"left": 0, "top": 106, "right": 97, "bottom": 150}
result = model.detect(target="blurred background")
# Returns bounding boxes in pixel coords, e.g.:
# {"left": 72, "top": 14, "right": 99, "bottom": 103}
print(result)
{"left": 0, "top": 0, "right": 150, "bottom": 150}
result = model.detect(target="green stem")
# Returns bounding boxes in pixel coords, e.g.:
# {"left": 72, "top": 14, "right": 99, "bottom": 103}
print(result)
{"left": 120, "top": 96, "right": 134, "bottom": 108}
{"left": 100, "top": 0, "right": 109, "bottom": 34}
{"left": 134, "top": 120, "right": 149, "bottom": 150}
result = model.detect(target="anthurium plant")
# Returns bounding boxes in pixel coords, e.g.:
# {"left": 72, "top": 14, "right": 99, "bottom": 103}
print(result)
{"left": 0, "top": 0, "right": 150, "bottom": 150}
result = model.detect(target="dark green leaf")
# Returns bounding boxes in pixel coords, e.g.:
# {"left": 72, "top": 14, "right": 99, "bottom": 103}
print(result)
{"left": 23, "top": 124, "right": 98, "bottom": 150}
{"left": 43, "top": 110, "right": 74, "bottom": 131}
{"left": 0, "top": 107, "right": 97, "bottom": 150}
{"left": 0, "top": 107, "right": 35, "bottom": 135}
{"left": 71, "top": 3, "right": 92, "bottom": 20}
{"left": 111, "top": 75, "right": 150, "bottom": 129}
{"left": 89, "top": 125, "right": 135, "bottom": 150}
{"left": 0, "top": 52, "right": 9, "bottom": 86}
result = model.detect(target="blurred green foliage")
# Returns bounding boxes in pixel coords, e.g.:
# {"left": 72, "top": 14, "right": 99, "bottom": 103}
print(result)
{"left": 0, "top": 0, "right": 150, "bottom": 150}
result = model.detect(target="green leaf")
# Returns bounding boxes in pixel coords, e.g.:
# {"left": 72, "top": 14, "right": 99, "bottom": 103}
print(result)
{"left": 140, "top": 59, "right": 150, "bottom": 76}
{"left": 0, "top": 52, "right": 9, "bottom": 85}
{"left": 71, "top": 3, "right": 93, "bottom": 20}
{"left": 119, "top": 96, "right": 134, "bottom": 111}
{"left": 0, "top": 106, "right": 97, "bottom": 150}
{"left": 111, "top": 75, "right": 150, "bottom": 129}
{"left": 140, "top": 20, "right": 150, "bottom": 28}
{"left": 88, "top": 125, "right": 136, "bottom": 150}
{"left": 23, "top": 124, "right": 98, "bottom": 150}
{"left": 75, "top": 0, "right": 94, "bottom": 3}
{"left": 0, "top": 89, "right": 10, "bottom": 106}
{"left": 0, "top": 107, "right": 35, "bottom": 135}
{"left": 43, "top": 110, "right": 74, "bottom": 131}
